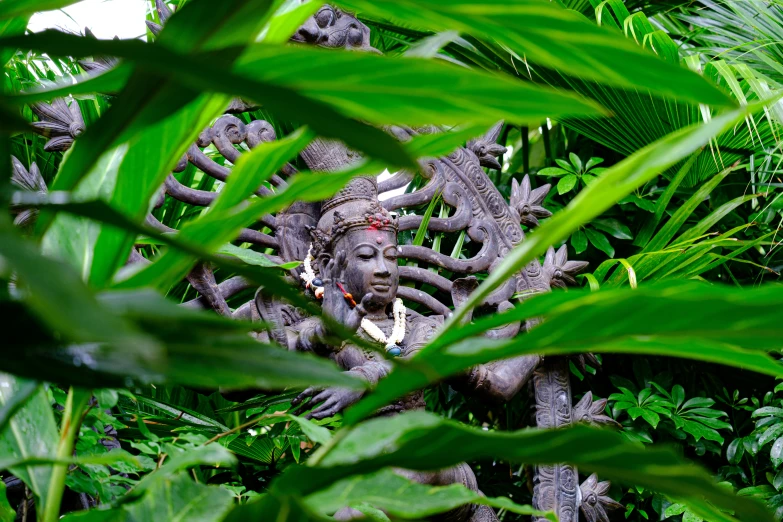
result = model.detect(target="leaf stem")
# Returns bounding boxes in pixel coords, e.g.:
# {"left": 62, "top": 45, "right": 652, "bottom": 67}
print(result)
{"left": 42, "top": 387, "right": 90, "bottom": 522}
{"left": 203, "top": 413, "right": 275, "bottom": 445}
{"left": 305, "top": 423, "right": 350, "bottom": 467}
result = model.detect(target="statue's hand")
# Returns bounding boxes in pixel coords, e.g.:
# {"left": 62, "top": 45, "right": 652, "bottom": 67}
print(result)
{"left": 291, "top": 386, "right": 363, "bottom": 420}
{"left": 320, "top": 249, "right": 373, "bottom": 334}
{"left": 321, "top": 250, "right": 351, "bottom": 325}
{"left": 344, "top": 293, "right": 376, "bottom": 332}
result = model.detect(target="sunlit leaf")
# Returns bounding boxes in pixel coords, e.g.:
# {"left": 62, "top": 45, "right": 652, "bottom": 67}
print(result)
{"left": 274, "top": 410, "right": 772, "bottom": 522}
{"left": 0, "top": 373, "right": 58, "bottom": 513}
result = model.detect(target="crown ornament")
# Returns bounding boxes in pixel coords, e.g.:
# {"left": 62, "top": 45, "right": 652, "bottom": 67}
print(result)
{"left": 310, "top": 176, "right": 398, "bottom": 258}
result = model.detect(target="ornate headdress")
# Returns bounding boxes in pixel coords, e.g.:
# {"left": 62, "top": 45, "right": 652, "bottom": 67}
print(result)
{"left": 310, "top": 176, "right": 398, "bottom": 257}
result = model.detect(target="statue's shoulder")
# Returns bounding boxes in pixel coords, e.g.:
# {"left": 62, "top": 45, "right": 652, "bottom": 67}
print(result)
{"left": 289, "top": 314, "right": 320, "bottom": 333}
{"left": 407, "top": 311, "right": 443, "bottom": 328}
{"left": 404, "top": 311, "right": 443, "bottom": 351}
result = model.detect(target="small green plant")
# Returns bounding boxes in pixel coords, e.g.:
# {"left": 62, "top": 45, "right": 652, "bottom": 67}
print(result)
{"left": 538, "top": 154, "right": 631, "bottom": 257}
{"left": 608, "top": 376, "right": 732, "bottom": 453}
{"left": 716, "top": 383, "right": 783, "bottom": 520}
{"left": 604, "top": 363, "right": 736, "bottom": 521}
{"left": 539, "top": 153, "right": 607, "bottom": 195}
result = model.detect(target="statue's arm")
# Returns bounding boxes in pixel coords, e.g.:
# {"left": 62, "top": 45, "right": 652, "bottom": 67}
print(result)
{"left": 452, "top": 355, "right": 542, "bottom": 403}
{"left": 292, "top": 317, "right": 333, "bottom": 354}
{"left": 292, "top": 353, "right": 392, "bottom": 420}
{"left": 346, "top": 358, "right": 392, "bottom": 386}
{"left": 404, "top": 313, "right": 541, "bottom": 403}
{"left": 251, "top": 317, "right": 331, "bottom": 353}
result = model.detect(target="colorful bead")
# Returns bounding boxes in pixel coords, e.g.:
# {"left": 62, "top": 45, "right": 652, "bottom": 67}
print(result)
{"left": 336, "top": 282, "right": 357, "bottom": 307}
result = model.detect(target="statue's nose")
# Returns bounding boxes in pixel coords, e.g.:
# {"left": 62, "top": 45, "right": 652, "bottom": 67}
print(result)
{"left": 375, "top": 264, "right": 391, "bottom": 277}
{"left": 295, "top": 18, "right": 327, "bottom": 44}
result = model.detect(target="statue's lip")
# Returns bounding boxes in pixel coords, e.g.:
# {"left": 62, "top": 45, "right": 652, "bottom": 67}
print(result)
{"left": 370, "top": 281, "right": 391, "bottom": 290}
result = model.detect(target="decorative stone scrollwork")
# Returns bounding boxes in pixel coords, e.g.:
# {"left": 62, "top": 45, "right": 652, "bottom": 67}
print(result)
{"left": 290, "top": 4, "right": 378, "bottom": 53}
{"left": 533, "top": 359, "right": 580, "bottom": 522}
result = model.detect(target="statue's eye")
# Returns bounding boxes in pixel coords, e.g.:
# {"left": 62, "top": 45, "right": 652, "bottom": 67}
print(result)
{"left": 347, "top": 25, "right": 363, "bottom": 46}
{"left": 355, "top": 247, "right": 375, "bottom": 260}
{"left": 315, "top": 7, "right": 335, "bottom": 28}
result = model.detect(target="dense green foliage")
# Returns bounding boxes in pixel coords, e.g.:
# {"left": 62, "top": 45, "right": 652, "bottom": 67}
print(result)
{"left": 1, "top": 0, "right": 783, "bottom": 521}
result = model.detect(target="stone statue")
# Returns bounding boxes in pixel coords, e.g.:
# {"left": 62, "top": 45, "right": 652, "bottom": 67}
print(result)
{"left": 278, "top": 176, "right": 508, "bottom": 521}
{"left": 17, "top": 3, "right": 622, "bottom": 521}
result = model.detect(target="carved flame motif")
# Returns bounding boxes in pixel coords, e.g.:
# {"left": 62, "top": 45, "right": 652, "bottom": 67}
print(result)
{"left": 78, "top": 28, "right": 121, "bottom": 73}
{"left": 467, "top": 121, "right": 507, "bottom": 170}
{"left": 10, "top": 156, "right": 46, "bottom": 228}
{"left": 510, "top": 174, "right": 553, "bottom": 228}
{"left": 10, "top": 156, "right": 45, "bottom": 194}
{"left": 30, "top": 98, "right": 85, "bottom": 152}
{"left": 544, "top": 245, "right": 590, "bottom": 289}
{"left": 144, "top": 0, "right": 174, "bottom": 37}
{"left": 579, "top": 474, "right": 624, "bottom": 522}
{"left": 573, "top": 391, "right": 620, "bottom": 427}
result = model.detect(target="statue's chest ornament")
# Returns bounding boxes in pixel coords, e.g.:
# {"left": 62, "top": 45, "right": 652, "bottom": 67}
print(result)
{"left": 359, "top": 298, "right": 406, "bottom": 357}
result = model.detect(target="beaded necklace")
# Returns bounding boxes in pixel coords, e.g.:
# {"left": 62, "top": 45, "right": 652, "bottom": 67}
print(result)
{"left": 359, "top": 298, "right": 406, "bottom": 356}
{"left": 300, "top": 245, "right": 324, "bottom": 298}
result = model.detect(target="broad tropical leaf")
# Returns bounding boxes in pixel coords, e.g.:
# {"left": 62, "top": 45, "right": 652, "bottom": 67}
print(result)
{"left": 0, "top": 0, "right": 83, "bottom": 20}
{"left": 272, "top": 410, "right": 772, "bottom": 522}
{"left": 346, "top": 282, "right": 783, "bottom": 423}
{"left": 336, "top": 0, "right": 734, "bottom": 107}
{"left": 0, "top": 373, "right": 58, "bottom": 513}
{"left": 3, "top": 288, "right": 365, "bottom": 391}
{"left": 304, "top": 469, "right": 555, "bottom": 520}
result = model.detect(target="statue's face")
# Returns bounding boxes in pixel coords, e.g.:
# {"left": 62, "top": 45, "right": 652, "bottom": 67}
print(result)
{"left": 336, "top": 228, "right": 399, "bottom": 310}
{"left": 290, "top": 5, "right": 376, "bottom": 51}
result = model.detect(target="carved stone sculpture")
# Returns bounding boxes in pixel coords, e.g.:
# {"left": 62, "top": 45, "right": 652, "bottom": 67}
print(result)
{"left": 9, "top": 156, "right": 46, "bottom": 228}
{"left": 18, "top": 5, "right": 622, "bottom": 521}
{"left": 29, "top": 98, "right": 85, "bottom": 152}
